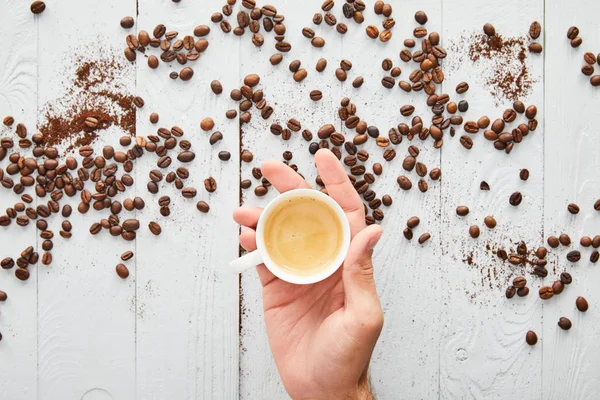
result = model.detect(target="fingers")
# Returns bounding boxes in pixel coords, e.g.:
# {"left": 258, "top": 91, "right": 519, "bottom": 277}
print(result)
{"left": 233, "top": 206, "right": 263, "bottom": 229}
{"left": 261, "top": 160, "right": 311, "bottom": 193}
{"left": 239, "top": 229, "right": 257, "bottom": 251}
{"left": 315, "top": 149, "right": 366, "bottom": 236}
{"left": 239, "top": 228, "right": 278, "bottom": 287}
{"left": 342, "top": 224, "right": 384, "bottom": 333}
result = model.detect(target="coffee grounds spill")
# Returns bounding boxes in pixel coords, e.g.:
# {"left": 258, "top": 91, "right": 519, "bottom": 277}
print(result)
{"left": 447, "top": 32, "right": 534, "bottom": 105}
{"left": 38, "top": 54, "right": 136, "bottom": 152}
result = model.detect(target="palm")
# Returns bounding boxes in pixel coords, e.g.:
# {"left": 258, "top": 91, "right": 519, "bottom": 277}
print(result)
{"left": 263, "top": 269, "right": 354, "bottom": 394}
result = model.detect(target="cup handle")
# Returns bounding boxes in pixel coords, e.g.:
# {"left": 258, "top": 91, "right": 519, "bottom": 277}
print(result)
{"left": 228, "top": 250, "right": 264, "bottom": 274}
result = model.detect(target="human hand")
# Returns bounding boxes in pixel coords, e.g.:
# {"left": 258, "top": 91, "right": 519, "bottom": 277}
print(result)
{"left": 233, "top": 149, "right": 384, "bottom": 400}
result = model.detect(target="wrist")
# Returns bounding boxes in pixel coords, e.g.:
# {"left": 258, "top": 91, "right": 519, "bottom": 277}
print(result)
{"left": 355, "top": 376, "right": 374, "bottom": 400}
{"left": 311, "top": 379, "right": 373, "bottom": 400}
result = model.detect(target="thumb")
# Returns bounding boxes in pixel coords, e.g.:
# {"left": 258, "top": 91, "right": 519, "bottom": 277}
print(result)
{"left": 343, "top": 224, "right": 383, "bottom": 317}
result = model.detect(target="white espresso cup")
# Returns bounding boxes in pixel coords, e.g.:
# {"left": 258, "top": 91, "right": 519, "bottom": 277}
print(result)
{"left": 229, "top": 189, "right": 351, "bottom": 285}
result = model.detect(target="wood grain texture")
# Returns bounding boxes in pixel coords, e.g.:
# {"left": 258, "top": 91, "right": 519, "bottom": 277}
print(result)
{"left": 36, "top": 1, "right": 137, "bottom": 399}
{"left": 1, "top": 0, "right": 600, "bottom": 398}
{"left": 543, "top": 2, "right": 600, "bottom": 398}
{"left": 439, "top": 0, "right": 545, "bottom": 398}
{"left": 135, "top": 1, "right": 239, "bottom": 399}
{"left": 0, "top": 1, "right": 38, "bottom": 399}
{"left": 338, "top": 1, "right": 443, "bottom": 398}
{"left": 239, "top": 0, "right": 342, "bottom": 397}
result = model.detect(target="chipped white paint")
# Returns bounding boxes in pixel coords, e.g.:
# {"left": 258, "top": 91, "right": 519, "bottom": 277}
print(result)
{"left": 1, "top": 0, "right": 599, "bottom": 399}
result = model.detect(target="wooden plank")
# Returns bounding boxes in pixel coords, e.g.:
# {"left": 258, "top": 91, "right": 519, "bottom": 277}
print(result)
{"left": 439, "top": 1, "right": 545, "bottom": 398}
{"left": 0, "top": 2, "right": 38, "bottom": 399}
{"left": 238, "top": 0, "right": 343, "bottom": 396}
{"left": 36, "top": 1, "right": 137, "bottom": 398}
{"left": 337, "top": 1, "right": 443, "bottom": 398}
{"left": 543, "top": 2, "right": 600, "bottom": 398}
{"left": 134, "top": 1, "right": 240, "bottom": 399}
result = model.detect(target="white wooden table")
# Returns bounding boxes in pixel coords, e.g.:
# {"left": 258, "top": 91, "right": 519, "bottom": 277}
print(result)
{"left": 1, "top": 0, "right": 599, "bottom": 398}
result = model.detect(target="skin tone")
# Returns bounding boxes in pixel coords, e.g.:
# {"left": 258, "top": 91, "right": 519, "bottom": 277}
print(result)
{"left": 233, "top": 149, "right": 384, "bottom": 400}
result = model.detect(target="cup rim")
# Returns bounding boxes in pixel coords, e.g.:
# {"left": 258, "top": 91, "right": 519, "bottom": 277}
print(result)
{"left": 255, "top": 188, "right": 351, "bottom": 285}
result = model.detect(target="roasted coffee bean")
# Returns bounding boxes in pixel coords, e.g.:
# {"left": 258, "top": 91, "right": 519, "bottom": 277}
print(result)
{"left": 558, "top": 317, "right": 571, "bottom": 330}
{"left": 381, "top": 76, "right": 395, "bottom": 89}
{"left": 15, "top": 268, "right": 30, "bottom": 281}
{"left": 147, "top": 221, "right": 161, "bottom": 236}
{"left": 594, "top": 235, "right": 600, "bottom": 248}
{"left": 532, "top": 266, "right": 548, "bottom": 278}
{"left": 520, "top": 169, "right": 530, "bottom": 181}
{"left": 559, "top": 233, "right": 571, "bottom": 246}
{"left": 592, "top": 251, "right": 600, "bottom": 263}
{"left": 352, "top": 77, "right": 364, "bottom": 88}
{"left": 310, "top": 90, "right": 323, "bottom": 101}
{"left": 379, "top": 30, "right": 392, "bottom": 42}
{"left": 31, "top": 1, "right": 46, "bottom": 14}
{"left": 582, "top": 65, "right": 594, "bottom": 76}
{"left": 483, "top": 23, "right": 496, "bottom": 37}
{"left": 456, "top": 82, "right": 469, "bottom": 94}
{"left": 552, "top": 280, "right": 565, "bottom": 295}
{"left": 400, "top": 105, "right": 415, "bottom": 116}
{"left": 311, "top": 37, "right": 325, "bottom": 48}
{"left": 539, "top": 286, "right": 554, "bottom": 300}
{"left": 567, "top": 26, "right": 579, "bottom": 40}
{"left": 401, "top": 227, "right": 413, "bottom": 241}
{"left": 397, "top": 176, "right": 412, "bottom": 190}
{"left": 315, "top": 58, "right": 327, "bottom": 72}
{"left": 240, "top": 150, "right": 254, "bottom": 163}
{"left": 469, "top": 225, "right": 480, "bottom": 238}
{"left": 575, "top": 296, "right": 589, "bottom": 312}
{"left": 529, "top": 42, "right": 543, "bottom": 53}
{"left": 418, "top": 233, "right": 431, "bottom": 244}
{"left": 407, "top": 216, "right": 420, "bottom": 229}
{"left": 566, "top": 250, "right": 581, "bottom": 262}
{"left": 525, "top": 330, "right": 538, "bottom": 346}
{"left": 383, "top": 149, "right": 396, "bottom": 162}
{"left": 179, "top": 67, "right": 194, "bottom": 81}
{"left": 506, "top": 286, "right": 516, "bottom": 299}
{"left": 483, "top": 216, "right": 496, "bottom": 229}
{"left": 571, "top": 37, "right": 582, "bottom": 48}
{"left": 335, "top": 68, "right": 347, "bottom": 81}
{"left": 402, "top": 156, "right": 416, "bottom": 171}
{"left": 381, "top": 195, "right": 392, "bottom": 207}
{"left": 528, "top": 21, "right": 542, "bottom": 39}
{"left": 254, "top": 185, "right": 268, "bottom": 197}
{"left": 122, "top": 219, "right": 140, "bottom": 232}
{"left": 1, "top": 258, "right": 14, "bottom": 270}
{"left": 519, "top": 104, "right": 535, "bottom": 119}
{"left": 509, "top": 192, "right": 522, "bottom": 206}
{"left": 357, "top": 150, "right": 369, "bottom": 162}
{"left": 209, "top": 131, "right": 223, "bottom": 145}
{"left": 459, "top": 136, "right": 473, "bottom": 150}
{"left": 512, "top": 276, "right": 527, "bottom": 288}
{"left": 366, "top": 25, "right": 379, "bottom": 39}
{"left": 567, "top": 203, "right": 579, "bottom": 214}
{"left": 559, "top": 272, "right": 572, "bottom": 285}
{"left": 120, "top": 16, "right": 135, "bottom": 29}
{"left": 116, "top": 264, "right": 129, "bottom": 279}
{"left": 204, "top": 177, "right": 217, "bottom": 192}
{"left": 182, "top": 188, "right": 197, "bottom": 198}
{"left": 429, "top": 168, "right": 441, "bottom": 181}
{"left": 373, "top": 163, "right": 383, "bottom": 176}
